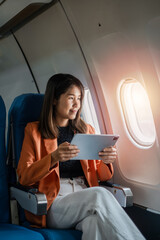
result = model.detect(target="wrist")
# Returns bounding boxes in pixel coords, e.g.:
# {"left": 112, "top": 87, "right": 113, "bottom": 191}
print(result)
{"left": 51, "top": 151, "right": 58, "bottom": 168}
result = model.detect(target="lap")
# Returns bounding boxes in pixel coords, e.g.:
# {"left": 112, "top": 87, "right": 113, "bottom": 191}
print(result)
{"left": 46, "top": 186, "right": 115, "bottom": 229}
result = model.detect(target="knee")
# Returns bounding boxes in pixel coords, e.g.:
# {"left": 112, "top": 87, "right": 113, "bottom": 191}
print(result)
{"left": 88, "top": 187, "right": 120, "bottom": 215}
{"left": 85, "top": 187, "right": 121, "bottom": 219}
{"left": 89, "top": 187, "right": 114, "bottom": 204}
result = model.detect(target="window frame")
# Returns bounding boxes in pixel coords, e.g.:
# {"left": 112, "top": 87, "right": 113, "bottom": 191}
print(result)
{"left": 119, "top": 79, "right": 156, "bottom": 148}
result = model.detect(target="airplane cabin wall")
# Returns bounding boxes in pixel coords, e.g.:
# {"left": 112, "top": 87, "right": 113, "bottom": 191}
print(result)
{"left": 61, "top": 0, "right": 160, "bottom": 211}
{"left": 0, "top": 35, "right": 37, "bottom": 114}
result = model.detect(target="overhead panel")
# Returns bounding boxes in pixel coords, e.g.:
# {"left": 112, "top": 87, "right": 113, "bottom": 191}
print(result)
{"left": 0, "top": 0, "right": 54, "bottom": 37}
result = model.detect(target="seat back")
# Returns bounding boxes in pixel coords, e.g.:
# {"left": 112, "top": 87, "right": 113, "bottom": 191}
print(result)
{"left": 0, "top": 96, "right": 10, "bottom": 223}
{"left": 7, "top": 93, "right": 44, "bottom": 223}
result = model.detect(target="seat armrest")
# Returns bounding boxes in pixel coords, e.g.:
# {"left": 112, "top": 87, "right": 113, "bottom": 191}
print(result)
{"left": 10, "top": 186, "right": 47, "bottom": 215}
{"left": 100, "top": 181, "right": 133, "bottom": 207}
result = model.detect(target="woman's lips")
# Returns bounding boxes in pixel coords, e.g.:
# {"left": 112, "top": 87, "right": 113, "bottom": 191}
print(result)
{"left": 70, "top": 109, "right": 78, "bottom": 114}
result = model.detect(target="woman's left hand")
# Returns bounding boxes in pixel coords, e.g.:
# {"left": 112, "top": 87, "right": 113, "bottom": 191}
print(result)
{"left": 99, "top": 147, "right": 117, "bottom": 164}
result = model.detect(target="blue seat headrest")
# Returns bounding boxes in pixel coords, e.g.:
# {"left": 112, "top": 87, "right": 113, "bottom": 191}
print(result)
{"left": 7, "top": 93, "right": 44, "bottom": 169}
{"left": 8, "top": 93, "right": 44, "bottom": 125}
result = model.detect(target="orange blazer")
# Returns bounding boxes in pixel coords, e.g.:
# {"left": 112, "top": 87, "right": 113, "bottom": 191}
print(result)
{"left": 17, "top": 122, "right": 113, "bottom": 227}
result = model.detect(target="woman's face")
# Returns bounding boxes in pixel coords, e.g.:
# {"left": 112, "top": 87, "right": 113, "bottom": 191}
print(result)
{"left": 54, "top": 85, "right": 81, "bottom": 126}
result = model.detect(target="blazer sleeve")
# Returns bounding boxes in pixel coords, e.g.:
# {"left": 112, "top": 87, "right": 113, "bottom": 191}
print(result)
{"left": 17, "top": 123, "right": 57, "bottom": 186}
{"left": 87, "top": 124, "right": 114, "bottom": 181}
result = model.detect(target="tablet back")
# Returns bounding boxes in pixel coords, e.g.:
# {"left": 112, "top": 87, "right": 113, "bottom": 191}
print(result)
{"left": 71, "top": 134, "right": 119, "bottom": 160}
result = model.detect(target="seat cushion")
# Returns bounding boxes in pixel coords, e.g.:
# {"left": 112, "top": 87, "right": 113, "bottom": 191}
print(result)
{"left": 0, "top": 224, "right": 44, "bottom": 240}
{"left": 33, "top": 228, "right": 82, "bottom": 240}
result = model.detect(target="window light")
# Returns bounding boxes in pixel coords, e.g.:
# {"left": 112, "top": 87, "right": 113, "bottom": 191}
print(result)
{"left": 81, "top": 88, "right": 100, "bottom": 134}
{"left": 120, "top": 79, "right": 156, "bottom": 147}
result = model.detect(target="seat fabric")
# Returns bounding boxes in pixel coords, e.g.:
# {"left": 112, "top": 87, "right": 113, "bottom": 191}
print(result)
{"left": 7, "top": 93, "right": 44, "bottom": 169}
{"left": 0, "top": 223, "right": 44, "bottom": 240}
{"left": 33, "top": 228, "right": 82, "bottom": 240}
{"left": 0, "top": 96, "right": 45, "bottom": 240}
{"left": 7, "top": 93, "right": 82, "bottom": 240}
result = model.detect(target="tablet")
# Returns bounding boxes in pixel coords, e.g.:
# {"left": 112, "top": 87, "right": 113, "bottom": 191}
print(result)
{"left": 70, "top": 134, "right": 119, "bottom": 160}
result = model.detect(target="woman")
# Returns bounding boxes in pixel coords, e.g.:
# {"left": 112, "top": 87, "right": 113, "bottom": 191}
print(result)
{"left": 17, "top": 74, "right": 145, "bottom": 240}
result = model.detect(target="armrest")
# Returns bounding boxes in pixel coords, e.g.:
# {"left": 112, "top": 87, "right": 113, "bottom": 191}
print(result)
{"left": 10, "top": 186, "right": 47, "bottom": 215}
{"left": 100, "top": 181, "right": 133, "bottom": 207}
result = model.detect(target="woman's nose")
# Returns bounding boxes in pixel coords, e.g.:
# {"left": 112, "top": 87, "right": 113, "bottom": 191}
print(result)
{"left": 73, "top": 101, "right": 77, "bottom": 106}
{"left": 73, "top": 99, "right": 78, "bottom": 107}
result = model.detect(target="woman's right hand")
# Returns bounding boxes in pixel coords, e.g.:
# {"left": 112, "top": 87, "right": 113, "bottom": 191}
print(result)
{"left": 51, "top": 142, "right": 80, "bottom": 167}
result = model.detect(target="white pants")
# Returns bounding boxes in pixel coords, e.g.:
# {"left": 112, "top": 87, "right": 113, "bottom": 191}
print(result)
{"left": 47, "top": 178, "right": 145, "bottom": 240}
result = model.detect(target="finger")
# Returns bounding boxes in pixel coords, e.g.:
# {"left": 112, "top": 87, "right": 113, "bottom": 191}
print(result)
{"left": 59, "top": 149, "right": 80, "bottom": 156}
{"left": 60, "top": 146, "right": 80, "bottom": 153}
{"left": 61, "top": 149, "right": 80, "bottom": 155}
{"left": 59, "top": 142, "right": 71, "bottom": 151}
{"left": 102, "top": 159, "right": 115, "bottom": 164}
{"left": 68, "top": 144, "right": 79, "bottom": 150}
{"left": 100, "top": 154, "right": 116, "bottom": 159}
{"left": 99, "top": 151, "right": 117, "bottom": 156}
{"left": 59, "top": 153, "right": 79, "bottom": 161}
{"left": 100, "top": 156, "right": 116, "bottom": 160}
{"left": 101, "top": 159, "right": 115, "bottom": 164}
{"left": 102, "top": 147, "right": 117, "bottom": 152}
{"left": 60, "top": 142, "right": 70, "bottom": 146}
{"left": 101, "top": 155, "right": 116, "bottom": 161}
{"left": 60, "top": 145, "right": 79, "bottom": 151}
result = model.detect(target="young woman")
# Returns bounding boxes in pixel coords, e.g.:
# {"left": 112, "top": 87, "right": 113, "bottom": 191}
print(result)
{"left": 17, "top": 74, "right": 145, "bottom": 240}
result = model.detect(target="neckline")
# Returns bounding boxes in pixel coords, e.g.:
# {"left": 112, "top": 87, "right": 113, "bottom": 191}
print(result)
{"left": 57, "top": 125, "right": 70, "bottom": 129}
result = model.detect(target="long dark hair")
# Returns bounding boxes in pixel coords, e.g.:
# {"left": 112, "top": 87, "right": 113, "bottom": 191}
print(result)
{"left": 39, "top": 73, "right": 87, "bottom": 138}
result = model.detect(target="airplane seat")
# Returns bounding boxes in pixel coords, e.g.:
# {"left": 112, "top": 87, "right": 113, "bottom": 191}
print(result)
{"left": 0, "top": 95, "right": 45, "bottom": 240}
{"left": 7, "top": 93, "right": 82, "bottom": 240}
{"left": 7, "top": 93, "right": 45, "bottom": 224}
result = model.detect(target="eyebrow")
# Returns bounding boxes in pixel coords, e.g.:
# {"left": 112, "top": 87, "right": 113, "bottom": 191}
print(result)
{"left": 67, "top": 94, "right": 81, "bottom": 97}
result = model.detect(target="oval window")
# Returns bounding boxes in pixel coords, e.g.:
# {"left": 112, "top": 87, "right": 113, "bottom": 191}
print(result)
{"left": 120, "top": 79, "right": 156, "bottom": 146}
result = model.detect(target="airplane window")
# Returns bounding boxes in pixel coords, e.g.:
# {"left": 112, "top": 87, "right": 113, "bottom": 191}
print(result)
{"left": 120, "top": 79, "right": 156, "bottom": 147}
{"left": 81, "top": 89, "right": 100, "bottom": 134}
